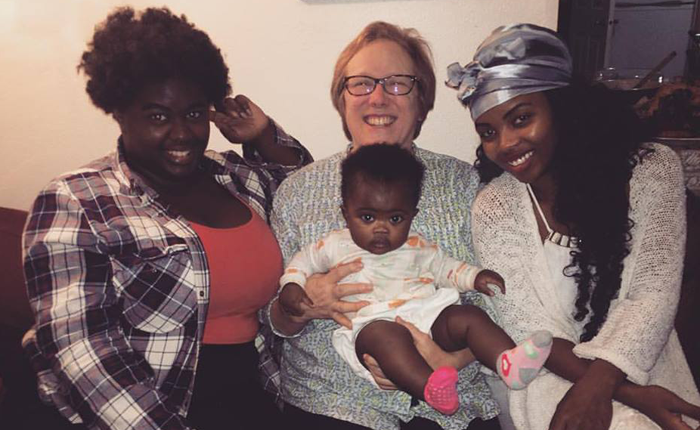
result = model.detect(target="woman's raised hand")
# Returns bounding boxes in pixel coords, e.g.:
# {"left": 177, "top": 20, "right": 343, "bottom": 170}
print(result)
{"left": 210, "top": 94, "right": 270, "bottom": 144}
{"left": 302, "top": 259, "right": 372, "bottom": 329}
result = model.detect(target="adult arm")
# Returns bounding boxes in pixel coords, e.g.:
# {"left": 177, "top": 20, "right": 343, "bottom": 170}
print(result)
{"left": 23, "top": 187, "right": 191, "bottom": 430}
{"left": 572, "top": 146, "right": 686, "bottom": 384}
{"left": 547, "top": 339, "right": 700, "bottom": 430}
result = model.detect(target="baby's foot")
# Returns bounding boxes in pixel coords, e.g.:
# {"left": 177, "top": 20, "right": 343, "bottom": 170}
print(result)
{"left": 424, "top": 366, "right": 459, "bottom": 415}
{"left": 497, "top": 330, "right": 553, "bottom": 390}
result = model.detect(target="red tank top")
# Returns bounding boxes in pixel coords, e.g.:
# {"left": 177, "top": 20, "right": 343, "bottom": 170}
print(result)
{"left": 191, "top": 202, "right": 283, "bottom": 344}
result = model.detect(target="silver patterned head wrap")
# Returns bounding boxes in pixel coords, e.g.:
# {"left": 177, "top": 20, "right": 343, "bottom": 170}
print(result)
{"left": 446, "top": 23, "right": 572, "bottom": 120}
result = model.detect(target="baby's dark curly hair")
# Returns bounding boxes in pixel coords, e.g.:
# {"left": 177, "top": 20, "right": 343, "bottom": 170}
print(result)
{"left": 475, "top": 83, "right": 653, "bottom": 342}
{"left": 341, "top": 144, "right": 425, "bottom": 208}
{"left": 78, "top": 7, "right": 230, "bottom": 114}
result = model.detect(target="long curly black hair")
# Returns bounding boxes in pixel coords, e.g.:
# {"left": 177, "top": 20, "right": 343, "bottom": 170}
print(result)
{"left": 475, "top": 83, "right": 653, "bottom": 341}
{"left": 78, "top": 7, "right": 230, "bottom": 114}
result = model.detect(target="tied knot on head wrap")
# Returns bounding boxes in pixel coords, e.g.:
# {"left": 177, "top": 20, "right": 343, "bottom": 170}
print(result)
{"left": 446, "top": 37, "right": 526, "bottom": 101}
{"left": 445, "top": 23, "right": 573, "bottom": 120}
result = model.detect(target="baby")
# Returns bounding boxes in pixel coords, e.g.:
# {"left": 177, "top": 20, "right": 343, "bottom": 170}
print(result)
{"left": 279, "top": 144, "right": 551, "bottom": 415}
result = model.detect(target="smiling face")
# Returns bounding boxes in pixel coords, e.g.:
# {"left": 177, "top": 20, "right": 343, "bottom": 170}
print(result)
{"left": 115, "top": 77, "right": 210, "bottom": 189}
{"left": 475, "top": 92, "right": 558, "bottom": 188}
{"left": 342, "top": 40, "right": 422, "bottom": 151}
{"left": 342, "top": 177, "right": 417, "bottom": 255}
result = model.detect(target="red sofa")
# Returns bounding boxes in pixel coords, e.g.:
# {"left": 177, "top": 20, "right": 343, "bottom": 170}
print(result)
{"left": 0, "top": 207, "right": 36, "bottom": 423}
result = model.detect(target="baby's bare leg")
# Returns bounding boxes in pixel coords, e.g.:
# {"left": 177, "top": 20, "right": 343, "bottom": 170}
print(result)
{"left": 355, "top": 320, "right": 432, "bottom": 399}
{"left": 432, "top": 305, "right": 553, "bottom": 390}
{"left": 431, "top": 304, "right": 516, "bottom": 372}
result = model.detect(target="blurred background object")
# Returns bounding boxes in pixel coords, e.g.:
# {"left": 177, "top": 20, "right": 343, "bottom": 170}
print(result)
{"left": 559, "top": 0, "right": 694, "bottom": 81}
{"left": 595, "top": 66, "right": 664, "bottom": 104}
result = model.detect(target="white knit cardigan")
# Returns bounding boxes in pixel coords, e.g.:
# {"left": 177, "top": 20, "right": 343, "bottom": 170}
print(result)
{"left": 472, "top": 143, "right": 700, "bottom": 430}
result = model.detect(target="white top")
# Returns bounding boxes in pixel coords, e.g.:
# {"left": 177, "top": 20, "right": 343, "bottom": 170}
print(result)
{"left": 472, "top": 143, "right": 700, "bottom": 430}
{"left": 526, "top": 184, "right": 587, "bottom": 332}
{"left": 280, "top": 229, "right": 481, "bottom": 318}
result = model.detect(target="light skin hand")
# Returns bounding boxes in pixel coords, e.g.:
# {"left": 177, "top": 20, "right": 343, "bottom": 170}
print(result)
{"left": 271, "top": 260, "right": 372, "bottom": 334}
{"left": 362, "top": 354, "right": 397, "bottom": 390}
{"left": 473, "top": 269, "right": 506, "bottom": 296}
{"left": 362, "top": 316, "right": 476, "bottom": 390}
{"left": 303, "top": 259, "right": 372, "bottom": 329}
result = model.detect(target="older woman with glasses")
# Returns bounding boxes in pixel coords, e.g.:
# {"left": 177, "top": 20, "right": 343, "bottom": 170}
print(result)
{"left": 262, "top": 21, "right": 500, "bottom": 430}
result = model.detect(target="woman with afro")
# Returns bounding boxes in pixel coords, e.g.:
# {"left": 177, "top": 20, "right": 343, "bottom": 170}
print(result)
{"left": 21, "top": 6, "right": 311, "bottom": 430}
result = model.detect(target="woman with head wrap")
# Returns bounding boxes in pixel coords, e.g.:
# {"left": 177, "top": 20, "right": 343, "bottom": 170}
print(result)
{"left": 447, "top": 23, "right": 700, "bottom": 430}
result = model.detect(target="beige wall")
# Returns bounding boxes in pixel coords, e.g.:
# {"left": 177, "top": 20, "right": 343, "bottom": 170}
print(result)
{"left": 0, "top": 0, "right": 557, "bottom": 211}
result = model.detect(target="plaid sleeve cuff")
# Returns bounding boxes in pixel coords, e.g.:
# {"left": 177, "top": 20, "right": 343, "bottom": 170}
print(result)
{"left": 242, "top": 118, "right": 312, "bottom": 168}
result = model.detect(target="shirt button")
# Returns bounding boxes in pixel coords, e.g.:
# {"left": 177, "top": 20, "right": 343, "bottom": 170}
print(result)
{"left": 199, "top": 290, "right": 204, "bottom": 297}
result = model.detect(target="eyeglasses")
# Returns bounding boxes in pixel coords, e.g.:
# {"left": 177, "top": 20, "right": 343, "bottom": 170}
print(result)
{"left": 344, "top": 75, "right": 418, "bottom": 96}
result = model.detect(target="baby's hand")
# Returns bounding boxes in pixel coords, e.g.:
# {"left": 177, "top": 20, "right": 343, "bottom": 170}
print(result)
{"left": 474, "top": 269, "right": 505, "bottom": 296}
{"left": 279, "top": 283, "right": 314, "bottom": 317}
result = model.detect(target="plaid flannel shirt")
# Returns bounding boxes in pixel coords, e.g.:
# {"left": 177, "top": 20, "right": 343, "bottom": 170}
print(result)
{"left": 22, "top": 123, "right": 311, "bottom": 430}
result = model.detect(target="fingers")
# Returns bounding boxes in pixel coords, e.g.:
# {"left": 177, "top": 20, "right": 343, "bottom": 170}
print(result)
{"left": 363, "top": 353, "right": 380, "bottom": 369}
{"left": 674, "top": 398, "right": 700, "bottom": 421}
{"left": 335, "top": 282, "right": 372, "bottom": 298}
{"left": 327, "top": 260, "right": 364, "bottom": 284}
{"left": 335, "top": 299, "right": 369, "bottom": 315}
{"left": 332, "top": 311, "right": 353, "bottom": 329}
{"left": 475, "top": 284, "right": 496, "bottom": 296}
{"left": 232, "top": 94, "right": 253, "bottom": 114}
{"left": 213, "top": 96, "right": 253, "bottom": 120}
{"left": 489, "top": 282, "right": 505, "bottom": 295}
{"left": 395, "top": 316, "right": 423, "bottom": 339}
{"left": 209, "top": 110, "right": 229, "bottom": 125}
{"left": 209, "top": 110, "right": 241, "bottom": 140}
{"left": 299, "top": 290, "right": 315, "bottom": 309}
{"left": 363, "top": 354, "right": 398, "bottom": 390}
{"left": 291, "top": 300, "right": 314, "bottom": 317}
{"left": 483, "top": 270, "right": 506, "bottom": 294}
{"left": 494, "top": 273, "right": 506, "bottom": 294}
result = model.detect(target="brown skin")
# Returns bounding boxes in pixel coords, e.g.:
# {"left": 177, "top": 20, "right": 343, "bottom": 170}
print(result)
{"left": 474, "top": 92, "right": 570, "bottom": 237}
{"left": 115, "top": 79, "right": 298, "bottom": 228}
{"left": 342, "top": 179, "right": 417, "bottom": 255}
{"left": 476, "top": 92, "right": 700, "bottom": 430}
